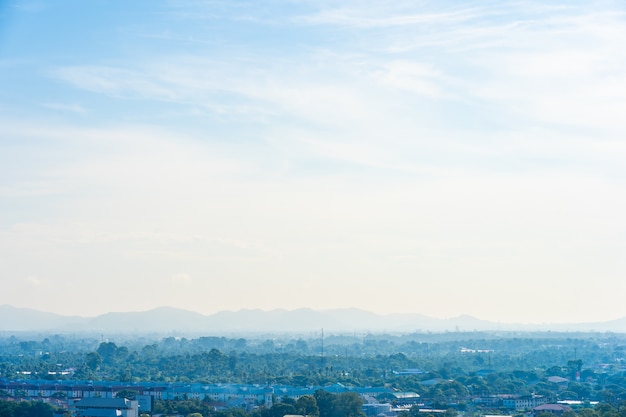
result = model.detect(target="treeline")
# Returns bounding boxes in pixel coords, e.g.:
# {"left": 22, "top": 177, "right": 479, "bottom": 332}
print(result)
{"left": 152, "top": 390, "right": 365, "bottom": 417}
{"left": 0, "top": 400, "right": 58, "bottom": 417}
{"left": 143, "top": 394, "right": 626, "bottom": 417}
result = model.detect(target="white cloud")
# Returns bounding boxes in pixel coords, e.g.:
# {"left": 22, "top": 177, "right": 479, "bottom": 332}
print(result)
{"left": 171, "top": 272, "right": 192, "bottom": 287}
{"left": 26, "top": 276, "right": 43, "bottom": 287}
{"left": 374, "top": 61, "right": 449, "bottom": 97}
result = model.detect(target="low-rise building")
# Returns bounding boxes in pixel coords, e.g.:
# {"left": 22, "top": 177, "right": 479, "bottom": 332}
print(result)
{"left": 503, "top": 394, "right": 546, "bottom": 411}
{"left": 71, "top": 397, "right": 139, "bottom": 417}
{"left": 533, "top": 403, "right": 573, "bottom": 416}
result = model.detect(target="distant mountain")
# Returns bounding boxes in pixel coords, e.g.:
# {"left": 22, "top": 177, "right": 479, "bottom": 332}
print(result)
{"left": 1, "top": 304, "right": 626, "bottom": 334}
{"left": 76, "top": 307, "right": 209, "bottom": 333}
{"left": 0, "top": 305, "right": 85, "bottom": 331}
{"left": 206, "top": 308, "right": 340, "bottom": 333}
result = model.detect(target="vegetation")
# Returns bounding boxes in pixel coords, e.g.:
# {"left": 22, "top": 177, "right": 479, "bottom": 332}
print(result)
{"left": 0, "top": 400, "right": 57, "bottom": 417}
{"left": 2, "top": 331, "right": 626, "bottom": 416}
{"left": 150, "top": 391, "right": 361, "bottom": 417}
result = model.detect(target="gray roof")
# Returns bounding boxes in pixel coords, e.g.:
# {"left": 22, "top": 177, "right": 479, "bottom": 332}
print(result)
{"left": 75, "top": 397, "right": 134, "bottom": 409}
{"left": 534, "top": 404, "right": 572, "bottom": 411}
{"left": 77, "top": 409, "right": 121, "bottom": 417}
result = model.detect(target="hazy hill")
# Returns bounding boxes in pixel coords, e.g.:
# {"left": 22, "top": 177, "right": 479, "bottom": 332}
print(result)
{"left": 1, "top": 304, "right": 625, "bottom": 334}
{"left": 0, "top": 304, "right": 85, "bottom": 331}
{"left": 77, "top": 306, "right": 209, "bottom": 333}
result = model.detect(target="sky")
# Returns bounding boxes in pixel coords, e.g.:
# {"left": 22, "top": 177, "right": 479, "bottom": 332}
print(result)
{"left": 1, "top": 0, "right": 626, "bottom": 324}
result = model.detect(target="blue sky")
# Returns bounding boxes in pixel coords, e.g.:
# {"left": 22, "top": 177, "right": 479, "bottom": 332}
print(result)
{"left": 2, "top": 0, "right": 626, "bottom": 324}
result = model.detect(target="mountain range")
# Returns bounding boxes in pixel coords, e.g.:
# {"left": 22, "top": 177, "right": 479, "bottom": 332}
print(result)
{"left": 1, "top": 305, "right": 626, "bottom": 335}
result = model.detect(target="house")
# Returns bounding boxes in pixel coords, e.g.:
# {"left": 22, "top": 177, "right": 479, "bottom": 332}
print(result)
{"left": 420, "top": 378, "right": 445, "bottom": 387}
{"left": 391, "top": 392, "right": 421, "bottom": 407}
{"left": 546, "top": 377, "right": 569, "bottom": 390}
{"left": 533, "top": 403, "right": 573, "bottom": 416}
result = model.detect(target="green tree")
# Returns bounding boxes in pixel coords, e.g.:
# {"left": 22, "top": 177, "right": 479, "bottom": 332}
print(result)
{"left": 314, "top": 390, "right": 336, "bottom": 417}
{"left": 0, "top": 400, "right": 55, "bottom": 417}
{"left": 578, "top": 409, "right": 599, "bottom": 417}
{"left": 97, "top": 342, "right": 119, "bottom": 365}
{"left": 567, "top": 360, "right": 583, "bottom": 379}
{"left": 296, "top": 395, "right": 320, "bottom": 417}
{"left": 116, "top": 389, "right": 138, "bottom": 400}
{"left": 333, "top": 392, "right": 365, "bottom": 417}
{"left": 270, "top": 403, "right": 297, "bottom": 417}
{"left": 86, "top": 352, "right": 102, "bottom": 371}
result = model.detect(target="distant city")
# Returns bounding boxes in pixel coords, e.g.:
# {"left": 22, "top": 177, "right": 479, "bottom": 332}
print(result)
{"left": 1, "top": 322, "right": 625, "bottom": 417}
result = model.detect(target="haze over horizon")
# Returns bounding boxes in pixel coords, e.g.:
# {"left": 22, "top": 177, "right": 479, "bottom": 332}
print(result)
{"left": 2, "top": 1, "right": 626, "bottom": 325}
{"left": 4, "top": 304, "right": 626, "bottom": 332}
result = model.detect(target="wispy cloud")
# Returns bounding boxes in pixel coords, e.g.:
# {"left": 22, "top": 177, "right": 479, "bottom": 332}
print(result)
{"left": 299, "top": 4, "right": 486, "bottom": 29}
{"left": 53, "top": 66, "right": 178, "bottom": 100}
{"left": 41, "top": 102, "right": 87, "bottom": 114}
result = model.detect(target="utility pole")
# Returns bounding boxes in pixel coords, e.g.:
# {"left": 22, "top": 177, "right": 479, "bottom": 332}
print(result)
{"left": 320, "top": 328, "right": 325, "bottom": 369}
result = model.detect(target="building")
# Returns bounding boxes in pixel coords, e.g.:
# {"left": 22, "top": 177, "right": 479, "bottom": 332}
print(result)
{"left": 362, "top": 403, "right": 393, "bottom": 417}
{"left": 503, "top": 394, "right": 546, "bottom": 411}
{"left": 71, "top": 397, "right": 139, "bottom": 417}
{"left": 391, "top": 392, "right": 421, "bottom": 407}
{"left": 533, "top": 403, "right": 573, "bottom": 416}
{"left": 0, "top": 379, "right": 392, "bottom": 411}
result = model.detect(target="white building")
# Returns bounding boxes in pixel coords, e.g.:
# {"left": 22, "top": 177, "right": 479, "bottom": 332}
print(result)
{"left": 503, "top": 394, "right": 546, "bottom": 411}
